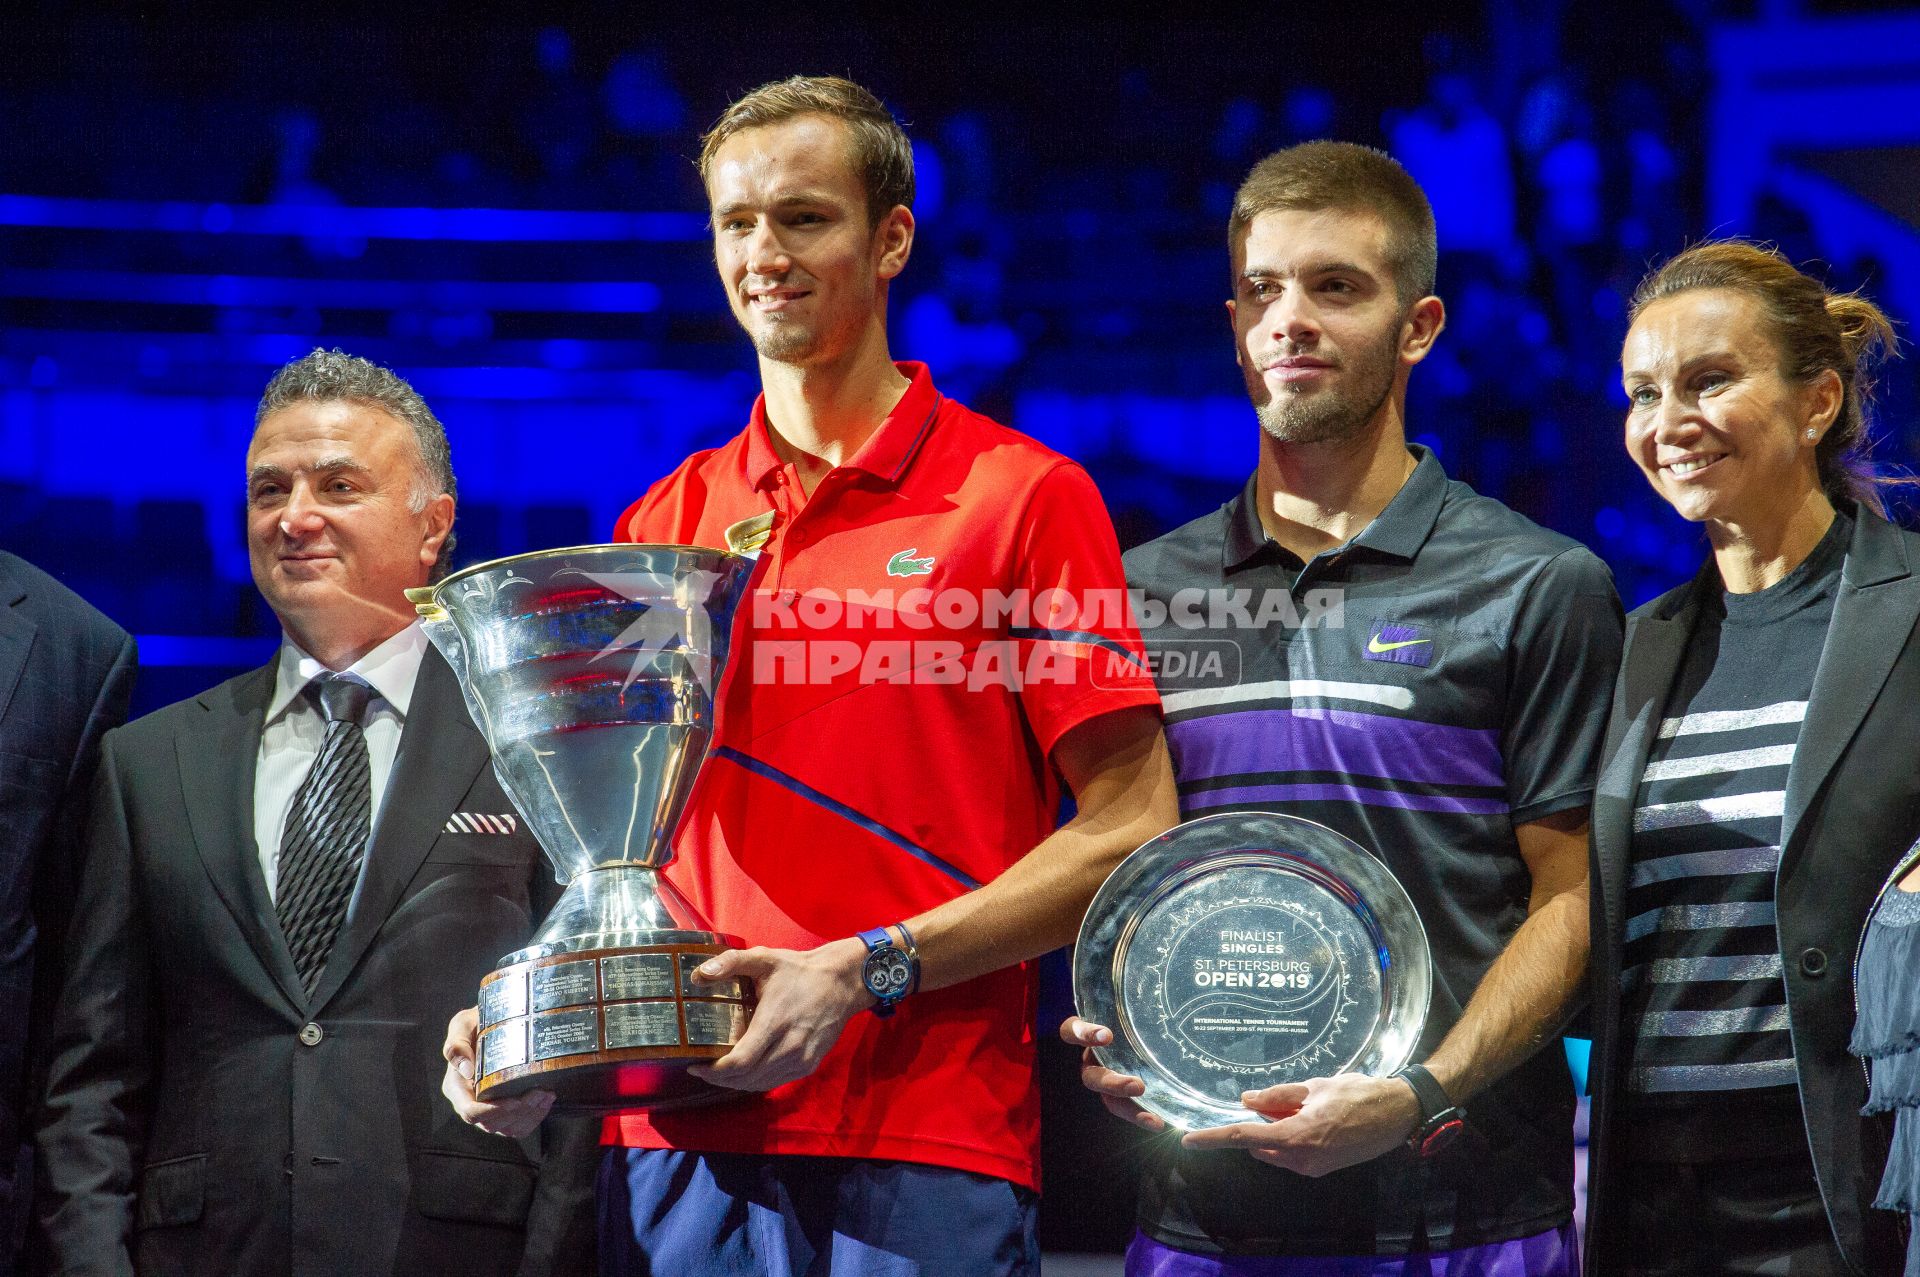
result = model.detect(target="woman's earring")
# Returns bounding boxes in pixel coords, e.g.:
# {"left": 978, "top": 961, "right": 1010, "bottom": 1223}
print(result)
{"left": 1806, "top": 428, "right": 1818, "bottom": 442}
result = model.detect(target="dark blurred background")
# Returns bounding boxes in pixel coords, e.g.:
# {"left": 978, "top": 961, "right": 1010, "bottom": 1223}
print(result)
{"left": 6, "top": 3, "right": 1920, "bottom": 1257}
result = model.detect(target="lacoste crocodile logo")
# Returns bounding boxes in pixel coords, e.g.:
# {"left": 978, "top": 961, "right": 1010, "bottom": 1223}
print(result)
{"left": 886, "top": 548, "right": 935, "bottom": 578}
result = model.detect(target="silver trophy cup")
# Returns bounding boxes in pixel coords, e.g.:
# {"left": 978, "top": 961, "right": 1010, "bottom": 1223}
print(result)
{"left": 407, "top": 539, "right": 758, "bottom": 1110}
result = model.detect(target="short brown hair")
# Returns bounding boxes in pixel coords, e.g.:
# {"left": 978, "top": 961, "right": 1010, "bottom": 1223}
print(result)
{"left": 1229, "top": 141, "right": 1437, "bottom": 305}
{"left": 697, "top": 75, "right": 914, "bottom": 227}
{"left": 1630, "top": 239, "right": 1901, "bottom": 511}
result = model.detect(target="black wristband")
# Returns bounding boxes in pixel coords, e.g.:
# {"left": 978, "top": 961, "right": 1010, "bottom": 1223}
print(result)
{"left": 1395, "top": 1062, "right": 1452, "bottom": 1122}
{"left": 1394, "top": 1062, "right": 1465, "bottom": 1158}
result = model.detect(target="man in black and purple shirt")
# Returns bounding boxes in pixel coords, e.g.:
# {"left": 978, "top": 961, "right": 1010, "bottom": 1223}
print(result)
{"left": 1065, "top": 142, "right": 1622, "bottom": 1274}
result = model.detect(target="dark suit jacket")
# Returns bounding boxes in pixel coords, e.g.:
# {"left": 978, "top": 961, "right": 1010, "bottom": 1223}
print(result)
{"left": 0, "top": 554, "right": 135, "bottom": 1264}
{"left": 1586, "top": 508, "right": 1920, "bottom": 1276}
{"left": 34, "top": 645, "right": 597, "bottom": 1277}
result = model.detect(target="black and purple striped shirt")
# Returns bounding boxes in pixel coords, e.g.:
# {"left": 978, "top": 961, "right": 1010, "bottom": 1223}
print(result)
{"left": 1124, "top": 446, "right": 1623, "bottom": 1257}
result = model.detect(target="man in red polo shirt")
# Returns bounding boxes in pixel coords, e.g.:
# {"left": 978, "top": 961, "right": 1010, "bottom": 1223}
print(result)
{"left": 442, "top": 75, "right": 1174, "bottom": 1275}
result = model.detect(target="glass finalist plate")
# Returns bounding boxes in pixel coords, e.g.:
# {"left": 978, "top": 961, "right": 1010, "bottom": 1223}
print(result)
{"left": 1074, "top": 812, "right": 1431, "bottom": 1132}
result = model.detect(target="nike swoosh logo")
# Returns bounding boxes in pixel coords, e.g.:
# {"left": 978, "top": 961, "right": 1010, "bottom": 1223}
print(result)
{"left": 1367, "top": 635, "right": 1432, "bottom": 654}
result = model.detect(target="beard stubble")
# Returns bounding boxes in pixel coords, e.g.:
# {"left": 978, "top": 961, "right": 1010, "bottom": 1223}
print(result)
{"left": 1253, "top": 322, "right": 1401, "bottom": 446}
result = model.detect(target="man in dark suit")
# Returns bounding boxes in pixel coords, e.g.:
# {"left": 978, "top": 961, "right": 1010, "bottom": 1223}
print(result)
{"left": 0, "top": 552, "right": 135, "bottom": 1269}
{"left": 33, "top": 348, "right": 594, "bottom": 1276}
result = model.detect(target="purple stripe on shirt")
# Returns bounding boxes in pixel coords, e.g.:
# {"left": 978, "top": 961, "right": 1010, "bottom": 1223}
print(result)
{"left": 1125, "top": 1222, "right": 1579, "bottom": 1276}
{"left": 1184, "top": 782, "right": 1510, "bottom": 816}
{"left": 1167, "top": 708, "right": 1504, "bottom": 792}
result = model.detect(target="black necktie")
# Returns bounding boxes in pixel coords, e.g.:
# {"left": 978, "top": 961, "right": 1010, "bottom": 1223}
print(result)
{"left": 276, "top": 673, "right": 375, "bottom": 997}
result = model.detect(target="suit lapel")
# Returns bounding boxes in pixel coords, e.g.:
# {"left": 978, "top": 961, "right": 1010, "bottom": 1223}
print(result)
{"left": 1595, "top": 600, "right": 1697, "bottom": 946}
{"left": 1781, "top": 515, "right": 1920, "bottom": 864}
{"left": 0, "top": 584, "right": 32, "bottom": 726}
{"left": 309, "top": 646, "right": 490, "bottom": 1010}
{"left": 177, "top": 664, "right": 309, "bottom": 1011}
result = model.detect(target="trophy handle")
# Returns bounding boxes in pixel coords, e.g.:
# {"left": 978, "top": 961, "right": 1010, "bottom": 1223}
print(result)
{"left": 404, "top": 584, "right": 444, "bottom": 619}
{"left": 405, "top": 585, "right": 469, "bottom": 684}
{"left": 723, "top": 512, "right": 774, "bottom": 556}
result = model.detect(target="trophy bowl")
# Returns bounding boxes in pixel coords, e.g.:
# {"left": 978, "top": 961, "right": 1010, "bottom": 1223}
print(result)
{"left": 408, "top": 541, "right": 759, "bottom": 1112}
{"left": 1074, "top": 811, "right": 1431, "bottom": 1132}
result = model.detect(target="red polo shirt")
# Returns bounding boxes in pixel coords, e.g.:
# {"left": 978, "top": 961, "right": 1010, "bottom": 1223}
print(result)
{"left": 604, "top": 362, "right": 1158, "bottom": 1188}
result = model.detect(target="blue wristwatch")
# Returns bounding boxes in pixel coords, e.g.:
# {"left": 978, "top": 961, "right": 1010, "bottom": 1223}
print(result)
{"left": 857, "top": 924, "right": 920, "bottom": 1018}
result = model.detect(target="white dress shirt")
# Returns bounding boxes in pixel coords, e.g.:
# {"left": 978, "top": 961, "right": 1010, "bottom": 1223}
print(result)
{"left": 253, "top": 622, "right": 427, "bottom": 903}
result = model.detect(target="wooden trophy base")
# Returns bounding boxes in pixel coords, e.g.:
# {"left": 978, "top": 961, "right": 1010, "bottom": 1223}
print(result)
{"left": 474, "top": 940, "right": 754, "bottom": 1113}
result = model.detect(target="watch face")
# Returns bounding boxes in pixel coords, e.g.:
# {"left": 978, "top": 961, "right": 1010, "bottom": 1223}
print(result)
{"left": 1415, "top": 1114, "right": 1464, "bottom": 1159}
{"left": 864, "top": 949, "right": 913, "bottom": 1000}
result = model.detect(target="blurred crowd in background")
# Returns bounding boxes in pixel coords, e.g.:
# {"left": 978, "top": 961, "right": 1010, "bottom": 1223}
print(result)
{"left": 8, "top": 9, "right": 1916, "bottom": 701}
{"left": 7, "top": 7, "right": 1920, "bottom": 1254}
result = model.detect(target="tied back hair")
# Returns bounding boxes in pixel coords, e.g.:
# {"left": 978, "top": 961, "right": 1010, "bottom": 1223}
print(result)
{"left": 1630, "top": 239, "right": 1902, "bottom": 515}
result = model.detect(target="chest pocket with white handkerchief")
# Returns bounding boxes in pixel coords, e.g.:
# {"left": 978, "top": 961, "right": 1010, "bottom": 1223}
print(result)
{"left": 426, "top": 810, "right": 538, "bottom": 868}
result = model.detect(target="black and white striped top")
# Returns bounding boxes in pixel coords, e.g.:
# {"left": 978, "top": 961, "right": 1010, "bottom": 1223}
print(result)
{"left": 1623, "top": 515, "right": 1850, "bottom": 1105}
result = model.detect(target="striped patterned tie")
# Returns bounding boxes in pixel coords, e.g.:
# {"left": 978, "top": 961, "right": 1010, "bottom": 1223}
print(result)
{"left": 276, "top": 673, "right": 375, "bottom": 998}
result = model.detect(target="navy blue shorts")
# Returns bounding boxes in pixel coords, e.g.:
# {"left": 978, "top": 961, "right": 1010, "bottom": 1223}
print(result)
{"left": 598, "top": 1147, "right": 1040, "bottom": 1276}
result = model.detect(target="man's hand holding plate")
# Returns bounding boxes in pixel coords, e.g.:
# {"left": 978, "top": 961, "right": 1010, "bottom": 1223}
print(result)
{"left": 1179, "top": 1071, "right": 1420, "bottom": 1176}
{"left": 1060, "top": 1015, "right": 1167, "bottom": 1133}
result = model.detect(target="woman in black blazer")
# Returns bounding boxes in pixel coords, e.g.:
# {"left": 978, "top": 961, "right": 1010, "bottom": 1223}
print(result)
{"left": 1584, "top": 241, "right": 1918, "bottom": 1277}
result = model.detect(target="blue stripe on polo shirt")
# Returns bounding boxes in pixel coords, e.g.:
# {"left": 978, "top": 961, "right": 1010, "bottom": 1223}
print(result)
{"left": 712, "top": 746, "right": 983, "bottom": 890}
{"left": 1007, "top": 625, "right": 1146, "bottom": 668}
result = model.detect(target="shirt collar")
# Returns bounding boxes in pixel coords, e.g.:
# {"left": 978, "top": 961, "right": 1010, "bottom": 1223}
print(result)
{"left": 743, "top": 361, "right": 942, "bottom": 491}
{"left": 1222, "top": 443, "right": 1449, "bottom": 571}
{"left": 266, "top": 620, "right": 428, "bottom": 726}
{"left": 1222, "top": 472, "right": 1272, "bottom": 571}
